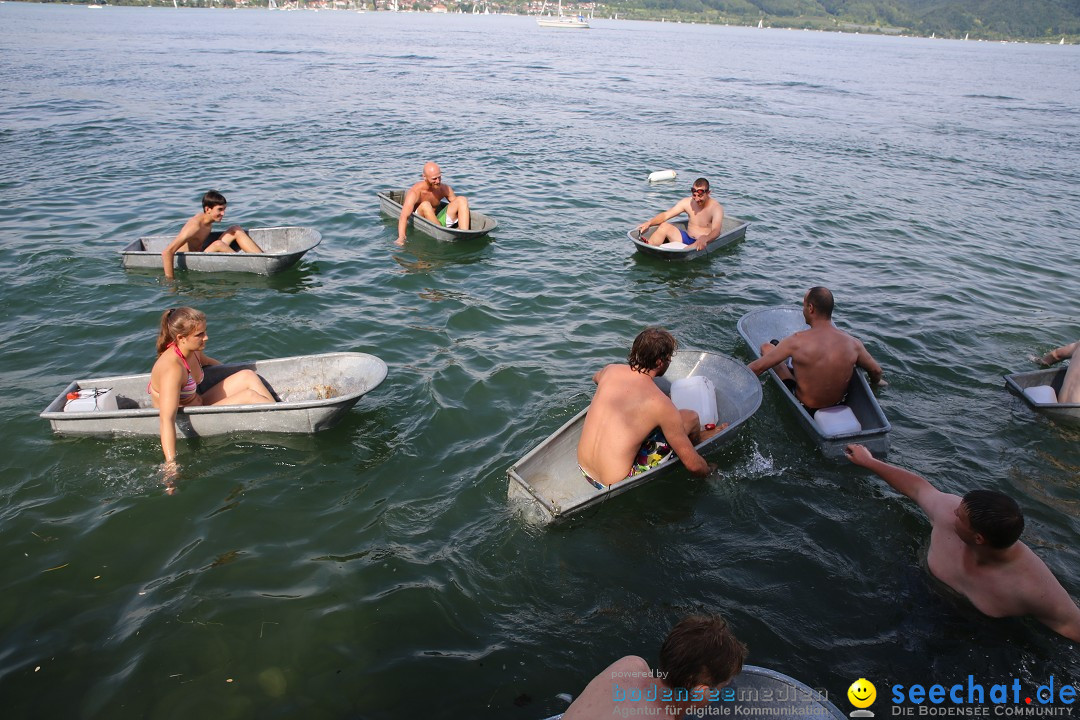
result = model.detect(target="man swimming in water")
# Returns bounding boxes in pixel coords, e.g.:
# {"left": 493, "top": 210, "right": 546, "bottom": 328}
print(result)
{"left": 395, "top": 162, "right": 471, "bottom": 246}
{"left": 846, "top": 443, "right": 1080, "bottom": 642}
{"left": 161, "top": 190, "right": 263, "bottom": 280}
{"left": 637, "top": 177, "right": 725, "bottom": 252}
{"left": 576, "top": 327, "right": 722, "bottom": 489}
{"left": 748, "top": 287, "right": 885, "bottom": 414}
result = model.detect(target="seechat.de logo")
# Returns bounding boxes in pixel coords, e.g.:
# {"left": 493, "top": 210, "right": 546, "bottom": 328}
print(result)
{"left": 847, "top": 678, "right": 877, "bottom": 718}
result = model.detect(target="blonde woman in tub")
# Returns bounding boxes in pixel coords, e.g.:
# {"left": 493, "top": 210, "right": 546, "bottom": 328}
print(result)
{"left": 149, "top": 307, "right": 274, "bottom": 486}
{"left": 636, "top": 177, "right": 724, "bottom": 251}
{"left": 576, "top": 327, "right": 725, "bottom": 490}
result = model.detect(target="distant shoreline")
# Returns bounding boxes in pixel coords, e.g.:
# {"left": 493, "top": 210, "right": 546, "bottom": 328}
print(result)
{"left": 6, "top": 0, "right": 1076, "bottom": 44}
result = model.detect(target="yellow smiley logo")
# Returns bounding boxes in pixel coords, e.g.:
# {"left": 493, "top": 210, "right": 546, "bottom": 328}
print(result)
{"left": 847, "top": 678, "right": 876, "bottom": 709}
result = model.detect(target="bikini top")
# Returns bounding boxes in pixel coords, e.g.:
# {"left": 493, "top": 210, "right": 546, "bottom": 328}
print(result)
{"left": 148, "top": 344, "right": 203, "bottom": 405}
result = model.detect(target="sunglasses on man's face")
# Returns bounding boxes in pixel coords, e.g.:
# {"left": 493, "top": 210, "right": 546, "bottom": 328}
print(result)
{"left": 691, "top": 188, "right": 708, "bottom": 196}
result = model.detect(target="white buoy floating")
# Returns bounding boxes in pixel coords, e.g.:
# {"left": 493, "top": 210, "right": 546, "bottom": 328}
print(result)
{"left": 647, "top": 169, "right": 677, "bottom": 184}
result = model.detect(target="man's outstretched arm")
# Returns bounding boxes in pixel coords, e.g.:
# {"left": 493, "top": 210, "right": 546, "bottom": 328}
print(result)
{"left": 1039, "top": 341, "right": 1078, "bottom": 367}
{"left": 845, "top": 444, "right": 953, "bottom": 521}
{"left": 1033, "top": 587, "right": 1080, "bottom": 643}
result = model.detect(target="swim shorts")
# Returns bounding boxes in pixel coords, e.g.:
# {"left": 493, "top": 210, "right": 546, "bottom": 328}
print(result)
{"left": 579, "top": 465, "right": 607, "bottom": 491}
{"left": 202, "top": 231, "right": 240, "bottom": 251}
{"left": 632, "top": 428, "right": 673, "bottom": 475}
{"left": 579, "top": 429, "right": 674, "bottom": 491}
{"left": 782, "top": 378, "right": 821, "bottom": 416}
{"left": 678, "top": 228, "right": 697, "bottom": 245}
{"left": 436, "top": 204, "right": 458, "bottom": 228}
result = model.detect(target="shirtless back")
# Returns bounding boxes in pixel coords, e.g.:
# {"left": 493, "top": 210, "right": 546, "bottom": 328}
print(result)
{"left": 774, "top": 324, "right": 872, "bottom": 409}
{"left": 749, "top": 287, "right": 884, "bottom": 410}
{"left": 846, "top": 444, "right": 1080, "bottom": 642}
{"left": 577, "top": 329, "right": 711, "bottom": 486}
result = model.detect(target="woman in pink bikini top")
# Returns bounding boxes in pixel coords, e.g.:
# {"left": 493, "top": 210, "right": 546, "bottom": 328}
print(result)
{"left": 149, "top": 307, "right": 275, "bottom": 483}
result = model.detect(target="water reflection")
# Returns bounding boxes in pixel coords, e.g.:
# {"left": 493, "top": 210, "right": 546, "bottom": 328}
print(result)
{"left": 122, "top": 262, "right": 324, "bottom": 298}
{"left": 391, "top": 239, "right": 494, "bottom": 274}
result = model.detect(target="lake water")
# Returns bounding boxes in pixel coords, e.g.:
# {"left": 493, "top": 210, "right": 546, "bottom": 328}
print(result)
{"left": 1, "top": 4, "right": 1078, "bottom": 717}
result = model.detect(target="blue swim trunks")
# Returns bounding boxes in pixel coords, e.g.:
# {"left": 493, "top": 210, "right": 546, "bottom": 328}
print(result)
{"left": 678, "top": 228, "right": 696, "bottom": 245}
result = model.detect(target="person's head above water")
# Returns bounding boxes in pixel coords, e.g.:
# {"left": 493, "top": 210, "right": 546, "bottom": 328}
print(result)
{"left": 959, "top": 490, "right": 1025, "bottom": 549}
{"left": 202, "top": 190, "right": 227, "bottom": 211}
{"left": 804, "top": 286, "right": 834, "bottom": 320}
{"left": 628, "top": 327, "right": 677, "bottom": 374}
{"left": 157, "top": 306, "right": 206, "bottom": 355}
{"left": 422, "top": 162, "right": 442, "bottom": 187}
{"left": 658, "top": 614, "right": 747, "bottom": 690}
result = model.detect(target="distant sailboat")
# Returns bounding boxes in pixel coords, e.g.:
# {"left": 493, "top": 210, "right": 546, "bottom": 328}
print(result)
{"left": 757, "top": 17, "right": 763, "bottom": 29}
{"left": 1061, "top": 37, "right": 1066, "bottom": 45}
{"left": 536, "top": 0, "right": 588, "bottom": 28}
{"left": 964, "top": 33, "right": 968, "bottom": 41}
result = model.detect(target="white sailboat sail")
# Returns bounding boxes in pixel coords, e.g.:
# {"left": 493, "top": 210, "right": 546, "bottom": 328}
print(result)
{"left": 537, "top": 0, "right": 589, "bottom": 28}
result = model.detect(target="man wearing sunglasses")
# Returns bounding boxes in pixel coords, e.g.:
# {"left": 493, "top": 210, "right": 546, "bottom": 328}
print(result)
{"left": 637, "top": 177, "right": 724, "bottom": 252}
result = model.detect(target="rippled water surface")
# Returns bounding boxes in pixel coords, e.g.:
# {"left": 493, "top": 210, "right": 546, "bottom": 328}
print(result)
{"left": 1, "top": 4, "right": 1078, "bottom": 717}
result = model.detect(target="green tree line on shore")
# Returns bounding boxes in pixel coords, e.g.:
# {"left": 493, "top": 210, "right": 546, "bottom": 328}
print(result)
{"left": 603, "top": 0, "right": 1080, "bottom": 40}
{"left": 28, "top": 0, "right": 1080, "bottom": 41}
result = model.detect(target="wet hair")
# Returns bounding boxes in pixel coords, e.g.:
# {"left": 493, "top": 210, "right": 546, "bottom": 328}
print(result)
{"left": 628, "top": 327, "right": 677, "bottom": 373}
{"left": 658, "top": 614, "right": 747, "bottom": 690}
{"left": 157, "top": 307, "right": 206, "bottom": 356}
{"left": 692, "top": 177, "right": 710, "bottom": 192}
{"left": 806, "top": 286, "right": 834, "bottom": 319}
{"left": 202, "top": 190, "right": 227, "bottom": 210}
{"left": 962, "top": 490, "right": 1024, "bottom": 549}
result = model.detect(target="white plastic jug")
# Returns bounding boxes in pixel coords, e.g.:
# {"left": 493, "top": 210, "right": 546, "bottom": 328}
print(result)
{"left": 670, "top": 376, "right": 718, "bottom": 427}
{"left": 64, "top": 388, "right": 118, "bottom": 413}
{"left": 813, "top": 405, "right": 862, "bottom": 436}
